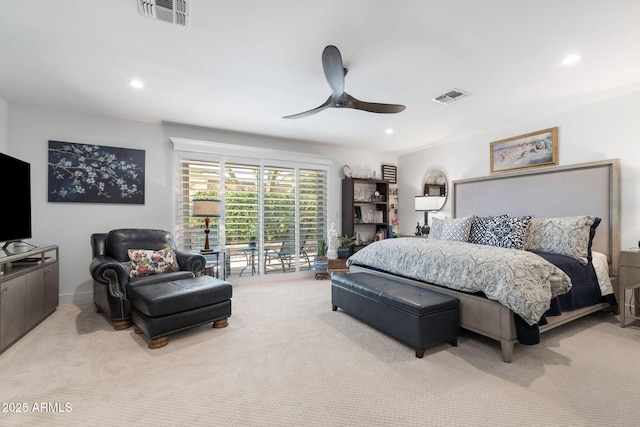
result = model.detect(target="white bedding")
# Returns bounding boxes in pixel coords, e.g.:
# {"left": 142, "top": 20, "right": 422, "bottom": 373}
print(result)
{"left": 591, "top": 251, "right": 614, "bottom": 296}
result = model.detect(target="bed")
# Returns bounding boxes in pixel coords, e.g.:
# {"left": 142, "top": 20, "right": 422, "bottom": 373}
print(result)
{"left": 348, "top": 159, "right": 620, "bottom": 362}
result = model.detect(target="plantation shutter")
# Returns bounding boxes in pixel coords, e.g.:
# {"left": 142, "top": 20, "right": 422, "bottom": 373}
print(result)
{"left": 176, "top": 159, "right": 222, "bottom": 251}
{"left": 299, "top": 168, "right": 328, "bottom": 258}
{"left": 263, "top": 166, "right": 296, "bottom": 271}
{"left": 224, "top": 163, "right": 260, "bottom": 247}
{"left": 175, "top": 157, "right": 328, "bottom": 275}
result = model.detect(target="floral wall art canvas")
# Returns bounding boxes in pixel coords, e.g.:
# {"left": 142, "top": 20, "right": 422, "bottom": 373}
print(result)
{"left": 48, "top": 140, "right": 145, "bottom": 204}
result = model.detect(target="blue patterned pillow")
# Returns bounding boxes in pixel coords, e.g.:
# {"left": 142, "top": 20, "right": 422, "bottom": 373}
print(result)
{"left": 469, "top": 215, "right": 507, "bottom": 245}
{"left": 430, "top": 216, "right": 474, "bottom": 242}
{"left": 484, "top": 216, "right": 532, "bottom": 250}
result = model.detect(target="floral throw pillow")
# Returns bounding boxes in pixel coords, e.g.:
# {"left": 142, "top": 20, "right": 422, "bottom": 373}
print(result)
{"left": 524, "top": 215, "right": 600, "bottom": 264}
{"left": 128, "top": 247, "right": 179, "bottom": 278}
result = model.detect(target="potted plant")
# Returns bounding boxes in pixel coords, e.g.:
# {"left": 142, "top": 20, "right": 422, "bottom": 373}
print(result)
{"left": 337, "top": 234, "right": 355, "bottom": 259}
{"left": 314, "top": 240, "right": 329, "bottom": 279}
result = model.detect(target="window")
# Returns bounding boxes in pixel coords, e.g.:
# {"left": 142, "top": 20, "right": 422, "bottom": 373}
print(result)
{"left": 176, "top": 157, "right": 328, "bottom": 277}
{"left": 176, "top": 159, "right": 221, "bottom": 251}
{"left": 224, "top": 162, "right": 260, "bottom": 247}
{"left": 299, "top": 167, "right": 328, "bottom": 265}
{"left": 263, "top": 165, "right": 297, "bottom": 272}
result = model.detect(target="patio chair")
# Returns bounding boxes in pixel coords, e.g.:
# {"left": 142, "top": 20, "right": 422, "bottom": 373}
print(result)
{"left": 264, "top": 238, "right": 311, "bottom": 272}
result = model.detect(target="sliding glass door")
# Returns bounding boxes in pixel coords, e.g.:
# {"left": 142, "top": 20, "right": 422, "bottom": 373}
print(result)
{"left": 177, "top": 158, "right": 327, "bottom": 277}
{"left": 263, "top": 166, "right": 297, "bottom": 273}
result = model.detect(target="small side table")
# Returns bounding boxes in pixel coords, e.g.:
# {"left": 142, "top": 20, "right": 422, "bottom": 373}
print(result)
{"left": 200, "top": 251, "right": 224, "bottom": 280}
{"left": 619, "top": 250, "right": 640, "bottom": 327}
{"left": 238, "top": 248, "right": 257, "bottom": 276}
{"left": 329, "top": 258, "right": 349, "bottom": 274}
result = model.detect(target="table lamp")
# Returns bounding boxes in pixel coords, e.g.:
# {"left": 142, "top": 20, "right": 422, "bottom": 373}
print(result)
{"left": 192, "top": 199, "right": 221, "bottom": 252}
{"left": 414, "top": 196, "right": 442, "bottom": 235}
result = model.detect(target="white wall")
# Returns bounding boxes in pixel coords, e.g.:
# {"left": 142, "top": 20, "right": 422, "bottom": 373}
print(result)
{"left": 397, "top": 90, "right": 640, "bottom": 250}
{"left": 7, "top": 104, "right": 392, "bottom": 302}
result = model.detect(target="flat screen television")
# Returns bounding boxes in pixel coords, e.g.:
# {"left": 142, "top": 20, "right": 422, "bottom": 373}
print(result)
{"left": 0, "top": 152, "right": 32, "bottom": 247}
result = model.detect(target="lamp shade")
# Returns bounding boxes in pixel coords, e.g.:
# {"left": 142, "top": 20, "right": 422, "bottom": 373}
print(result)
{"left": 192, "top": 200, "right": 221, "bottom": 217}
{"left": 414, "top": 195, "right": 442, "bottom": 212}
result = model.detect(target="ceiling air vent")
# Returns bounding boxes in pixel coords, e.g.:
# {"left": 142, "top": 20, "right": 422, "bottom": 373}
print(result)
{"left": 137, "top": 0, "right": 190, "bottom": 27}
{"left": 431, "top": 89, "right": 471, "bottom": 105}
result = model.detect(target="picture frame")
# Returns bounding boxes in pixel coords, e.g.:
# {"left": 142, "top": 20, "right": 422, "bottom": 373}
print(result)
{"left": 490, "top": 127, "right": 558, "bottom": 174}
{"left": 48, "top": 140, "right": 145, "bottom": 204}
{"left": 381, "top": 164, "right": 397, "bottom": 184}
{"left": 424, "top": 184, "right": 445, "bottom": 197}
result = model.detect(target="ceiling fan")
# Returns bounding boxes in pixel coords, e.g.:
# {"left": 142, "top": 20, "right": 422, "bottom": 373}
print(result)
{"left": 283, "top": 45, "right": 406, "bottom": 119}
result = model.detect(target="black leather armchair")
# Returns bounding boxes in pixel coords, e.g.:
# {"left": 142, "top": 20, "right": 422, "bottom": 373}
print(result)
{"left": 89, "top": 228, "right": 206, "bottom": 329}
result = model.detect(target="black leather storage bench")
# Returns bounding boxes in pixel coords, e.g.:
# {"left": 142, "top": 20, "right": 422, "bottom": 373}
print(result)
{"left": 331, "top": 272, "right": 459, "bottom": 358}
{"left": 128, "top": 275, "right": 232, "bottom": 348}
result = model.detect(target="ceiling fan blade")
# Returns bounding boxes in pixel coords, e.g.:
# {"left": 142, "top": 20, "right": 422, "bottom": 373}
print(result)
{"left": 322, "top": 45, "right": 345, "bottom": 99}
{"left": 283, "top": 96, "right": 333, "bottom": 119}
{"left": 284, "top": 45, "right": 406, "bottom": 119}
{"left": 345, "top": 93, "right": 406, "bottom": 114}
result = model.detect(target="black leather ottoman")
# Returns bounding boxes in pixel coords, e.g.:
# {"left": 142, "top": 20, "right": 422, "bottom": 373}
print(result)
{"left": 331, "top": 272, "right": 459, "bottom": 358}
{"left": 128, "top": 275, "right": 232, "bottom": 348}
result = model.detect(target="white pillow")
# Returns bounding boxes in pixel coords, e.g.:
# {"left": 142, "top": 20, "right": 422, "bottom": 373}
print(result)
{"left": 591, "top": 251, "right": 614, "bottom": 296}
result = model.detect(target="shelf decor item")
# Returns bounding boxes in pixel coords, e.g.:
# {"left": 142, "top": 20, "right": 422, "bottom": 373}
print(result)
{"left": 371, "top": 191, "right": 386, "bottom": 202}
{"left": 337, "top": 235, "right": 355, "bottom": 259}
{"left": 490, "top": 127, "right": 558, "bottom": 174}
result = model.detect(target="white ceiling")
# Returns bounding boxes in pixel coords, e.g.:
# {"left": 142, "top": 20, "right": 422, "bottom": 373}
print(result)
{"left": 1, "top": 1, "right": 639, "bottom": 155}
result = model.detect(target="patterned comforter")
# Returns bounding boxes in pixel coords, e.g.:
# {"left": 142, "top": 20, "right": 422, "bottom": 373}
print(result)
{"left": 347, "top": 238, "right": 572, "bottom": 325}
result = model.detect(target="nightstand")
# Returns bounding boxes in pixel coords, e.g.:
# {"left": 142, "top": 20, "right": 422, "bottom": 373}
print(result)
{"left": 619, "top": 250, "right": 640, "bottom": 327}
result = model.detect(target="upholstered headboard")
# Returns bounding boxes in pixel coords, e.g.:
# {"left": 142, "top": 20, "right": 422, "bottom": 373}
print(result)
{"left": 452, "top": 159, "right": 620, "bottom": 275}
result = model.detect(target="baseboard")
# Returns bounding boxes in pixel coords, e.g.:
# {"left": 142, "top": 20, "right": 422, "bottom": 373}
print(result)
{"left": 59, "top": 291, "right": 92, "bottom": 305}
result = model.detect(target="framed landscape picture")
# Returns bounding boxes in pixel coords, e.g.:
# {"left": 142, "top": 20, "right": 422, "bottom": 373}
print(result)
{"left": 490, "top": 127, "right": 558, "bottom": 173}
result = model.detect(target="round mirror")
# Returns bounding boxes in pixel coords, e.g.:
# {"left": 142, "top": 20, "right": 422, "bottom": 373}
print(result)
{"left": 421, "top": 170, "right": 448, "bottom": 211}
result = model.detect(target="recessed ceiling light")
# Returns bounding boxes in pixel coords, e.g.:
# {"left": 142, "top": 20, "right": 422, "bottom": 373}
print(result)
{"left": 385, "top": 128, "right": 394, "bottom": 135}
{"left": 562, "top": 54, "right": 581, "bottom": 65}
{"left": 129, "top": 79, "right": 144, "bottom": 89}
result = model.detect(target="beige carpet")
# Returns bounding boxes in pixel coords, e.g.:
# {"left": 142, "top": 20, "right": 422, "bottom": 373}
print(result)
{"left": 2, "top": 277, "right": 640, "bottom": 426}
